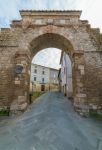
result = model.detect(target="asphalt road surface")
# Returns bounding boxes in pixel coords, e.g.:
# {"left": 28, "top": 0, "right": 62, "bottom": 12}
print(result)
{"left": 0, "top": 92, "right": 102, "bottom": 150}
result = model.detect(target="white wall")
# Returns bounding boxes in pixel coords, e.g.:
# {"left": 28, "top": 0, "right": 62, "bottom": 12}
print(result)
{"left": 60, "top": 54, "right": 66, "bottom": 86}
{"left": 50, "top": 69, "right": 59, "bottom": 84}
{"left": 65, "top": 53, "right": 73, "bottom": 94}
{"left": 30, "top": 64, "right": 59, "bottom": 84}
{"left": 30, "top": 64, "right": 50, "bottom": 84}
{"left": 60, "top": 52, "right": 73, "bottom": 97}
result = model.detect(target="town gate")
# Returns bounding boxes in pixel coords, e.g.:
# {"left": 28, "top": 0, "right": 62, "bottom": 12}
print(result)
{"left": 0, "top": 10, "right": 102, "bottom": 115}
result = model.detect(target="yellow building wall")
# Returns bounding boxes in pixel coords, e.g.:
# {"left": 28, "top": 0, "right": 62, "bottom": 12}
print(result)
{"left": 30, "top": 82, "right": 59, "bottom": 92}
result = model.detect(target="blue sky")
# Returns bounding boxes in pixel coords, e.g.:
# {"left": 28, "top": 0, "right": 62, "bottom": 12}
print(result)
{"left": 0, "top": 0, "right": 102, "bottom": 69}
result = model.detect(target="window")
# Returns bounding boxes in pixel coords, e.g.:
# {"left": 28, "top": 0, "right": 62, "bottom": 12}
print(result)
{"left": 42, "top": 70, "right": 45, "bottom": 75}
{"left": 34, "top": 77, "right": 36, "bottom": 81}
{"left": 34, "top": 69, "right": 37, "bottom": 73}
{"left": 42, "top": 78, "right": 44, "bottom": 82}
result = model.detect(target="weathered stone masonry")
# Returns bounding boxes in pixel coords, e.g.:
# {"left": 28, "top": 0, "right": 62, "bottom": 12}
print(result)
{"left": 0, "top": 10, "right": 102, "bottom": 115}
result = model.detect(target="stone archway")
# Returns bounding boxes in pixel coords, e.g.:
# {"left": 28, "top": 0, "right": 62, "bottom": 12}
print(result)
{"left": 0, "top": 10, "right": 102, "bottom": 115}
{"left": 13, "top": 33, "right": 77, "bottom": 113}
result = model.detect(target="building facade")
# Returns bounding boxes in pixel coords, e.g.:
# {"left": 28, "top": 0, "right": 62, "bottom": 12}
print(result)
{"left": 30, "top": 64, "right": 59, "bottom": 92}
{"left": 49, "top": 68, "right": 59, "bottom": 91}
{"left": 58, "top": 52, "right": 73, "bottom": 98}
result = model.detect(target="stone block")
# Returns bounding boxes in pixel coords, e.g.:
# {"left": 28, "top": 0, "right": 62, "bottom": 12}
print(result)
{"left": 60, "top": 20, "right": 65, "bottom": 24}
{"left": 89, "top": 104, "right": 98, "bottom": 110}
{"left": 18, "top": 102, "right": 28, "bottom": 111}
{"left": 35, "top": 19, "right": 42, "bottom": 24}
{"left": 18, "top": 96, "right": 26, "bottom": 104}
{"left": 76, "top": 93, "right": 87, "bottom": 98}
{"left": 78, "top": 65, "right": 84, "bottom": 70}
{"left": 15, "top": 80, "right": 20, "bottom": 85}
{"left": 77, "top": 83, "right": 83, "bottom": 87}
{"left": 80, "top": 69, "right": 85, "bottom": 75}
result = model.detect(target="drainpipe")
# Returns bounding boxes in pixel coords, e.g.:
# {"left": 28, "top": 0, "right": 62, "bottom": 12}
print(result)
{"left": 64, "top": 53, "right": 68, "bottom": 97}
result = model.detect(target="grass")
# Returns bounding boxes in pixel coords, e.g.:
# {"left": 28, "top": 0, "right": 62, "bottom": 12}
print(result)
{"left": 89, "top": 110, "right": 102, "bottom": 120}
{"left": 31, "top": 92, "right": 44, "bottom": 102}
{"left": 0, "top": 110, "right": 9, "bottom": 116}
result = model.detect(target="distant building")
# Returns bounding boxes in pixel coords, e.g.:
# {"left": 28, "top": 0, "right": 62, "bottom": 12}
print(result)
{"left": 49, "top": 68, "right": 59, "bottom": 91}
{"left": 58, "top": 52, "right": 73, "bottom": 98}
{"left": 30, "top": 64, "right": 59, "bottom": 92}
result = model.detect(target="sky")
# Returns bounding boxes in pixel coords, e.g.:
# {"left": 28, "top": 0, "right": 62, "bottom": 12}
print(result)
{"left": 33, "top": 48, "right": 61, "bottom": 69}
{"left": 0, "top": 0, "right": 102, "bottom": 69}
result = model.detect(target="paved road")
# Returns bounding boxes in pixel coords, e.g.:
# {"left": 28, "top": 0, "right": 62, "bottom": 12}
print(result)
{"left": 0, "top": 92, "right": 102, "bottom": 150}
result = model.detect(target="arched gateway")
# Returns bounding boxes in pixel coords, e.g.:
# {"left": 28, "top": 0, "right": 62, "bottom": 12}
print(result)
{"left": 0, "top": 10, "right": 102, "bottom": 115}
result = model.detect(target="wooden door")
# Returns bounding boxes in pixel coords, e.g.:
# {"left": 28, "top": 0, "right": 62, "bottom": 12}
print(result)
{"left": 41, "top": 84, "right": 45, "bottom": 91}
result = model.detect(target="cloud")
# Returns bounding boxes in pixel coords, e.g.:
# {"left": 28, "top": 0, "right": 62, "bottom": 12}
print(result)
{"left": 75, "top": 0, "right": 102, "bottom": 31}
{"left": 32, "top": 48, "right": 61, "bottom": 69}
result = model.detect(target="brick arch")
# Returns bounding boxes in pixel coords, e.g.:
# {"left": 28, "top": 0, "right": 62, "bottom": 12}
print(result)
{"left": 0, "top": 10, "right": 102, "bottom": 115}
{"left": 29, "top": 33, "right": 74, "bottom": 61}
{"left": 18, "top": 32, "right": 87, "bottom": 115}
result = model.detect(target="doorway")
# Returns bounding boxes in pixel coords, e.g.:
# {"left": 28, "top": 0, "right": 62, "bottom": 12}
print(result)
{"left": 41, "top": 84, "right": 45, "bottom": 91}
